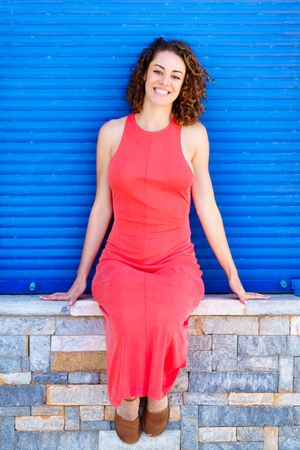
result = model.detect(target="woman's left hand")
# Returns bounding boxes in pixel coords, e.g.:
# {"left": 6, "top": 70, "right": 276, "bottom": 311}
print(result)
{"left": 228, "top": 272, "right": 272, "bottom": 305}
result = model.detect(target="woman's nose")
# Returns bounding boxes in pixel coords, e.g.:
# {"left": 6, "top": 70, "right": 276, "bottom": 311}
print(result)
{"left": 159, "top": 75, "right": 170, "bottom": 86}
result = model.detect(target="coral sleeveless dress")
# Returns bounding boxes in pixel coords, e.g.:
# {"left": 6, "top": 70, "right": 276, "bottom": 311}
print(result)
{"left": 91, "top": 112, "right": 205, "bottom": 408}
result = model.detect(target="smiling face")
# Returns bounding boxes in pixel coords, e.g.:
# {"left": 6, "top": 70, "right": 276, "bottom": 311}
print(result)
{"left": 143, "top": 50, "right": 186, "bottom": 108}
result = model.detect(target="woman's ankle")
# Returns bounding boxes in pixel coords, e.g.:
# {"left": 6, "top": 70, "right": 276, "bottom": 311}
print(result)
{"left": 147, "top": 395, "right": 168, "bottom": 413}
{"left": 116, "top": 397, "right": 140, "bottom": 420}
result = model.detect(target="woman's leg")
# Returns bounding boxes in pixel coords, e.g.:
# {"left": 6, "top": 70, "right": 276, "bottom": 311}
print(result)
{"left": 116, "top": 397, "right": 141, "bottom": 420}
{"left": 147, "top": 395, "right": 168, "bottom": 413}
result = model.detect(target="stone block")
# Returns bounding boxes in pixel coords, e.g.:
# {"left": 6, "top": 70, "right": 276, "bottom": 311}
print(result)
{"left": 199, "top": 444, "right": 263, "bottom": 450}
{"left": 46, "top": 384, "right": 109, "bottom": 406}
{"left": 198, "top": 406, "right": 293, "bottom": 427}
{"left": 98, "top": 429, "right": 180, "bottom": 449}
{"left": 99, "top": 371, "right": 108, "bottom": 384}
{"left": 228, "top": 393, "right": 273, "bottom": 406}
{"left": 279, "top": 440, "right": 300, "bottom": 450}
{"left": 188, "top": 316, "right": 203, "bottom": 335}
{"left": 278, "top": 356, "right": 294, "bottom": 392}
{"left": 104, "top": 405, "right": 115, "bottom": 421}
{"left": 212, "top": 335, "right": 237, "bottom": 371}
{"left": 55, "top": 318, "right": 104, "bottom": 335}
{"left": 0, "top": 385, "right": 45, "bottom": 406}
{"left": 189, "top": 371, "right": 278, "bottom": 393}
{"left": 187, "top": 351, "right": 212, "bottom": 371}
{"left": 0, "top": 317, "right": 55, "bottom": 335}
{"left": 81, "top": 420, "right": 110, "bottom": 430}
{"left": 188, "top": 335, "right": 211, "bottom": 351}
{"left": 0, "top": 336, "right": 26, "bottom": 357}
{"left": 183, "top": 392, "right": 228, "bottom": 406}
{"left": 237, "top": 356, "right": 278, "bottom": 371}
{"left": 199, "top": 426, "right": 236, "bottom": 442}
{"left": 291, "top": 317, "right": 300, "bottom": 335}
{"left": 294, "top": 357, "right": 300, "bottom": 376}
{"left": 51, "top": 335, "right": 106, "bottom": 352}
{"left": 293, "top": 378, "right": 300, "bottom": 392}
{"left": 30, "top": 336, "right": 50, "bottom": 372}
{"left": 169, "top": 392, "right": 183, "bottom": 405}
{"left": 202, "top": 317, "right": 258, "bottom": 335}
{"left": 287, "top": 336, "right": 300, "bottom": 355}
{"left": 0, "top": 416, "right": 14, "bottom": 450}
{"left": 294, "top": 407, "right": 300, "bottom": 425}
{"left": 238, "top": 336, "right": 287, "bottom": 356}
{"left": 246, "top": 299, "right": 300, "bottom": 316}
{"left": 15, "top": 415, "right": 64, "bottom": 431}
{"left": 0, "top": 372, "right": 31, "bottom": 385}
{"left": 0, "top": 297, "right": 70, "bottom": 316}
{"left": 0, "top": 406, "right": 30, "bottom": 416}
{"left": 0, "top": 357, "right": 21, "bottom": 372}
{"left": 170, "top": 405, "right": 181, "bottom": 422}
{"left": 274, "top": 392, "right": 300, "bottom": 406}
{"left": 70, "top": 299, "right": 101, "bottom": 317}
{"left": 32, "top": 372, "right": 68, "bottom": 384}
{"left": 279, "top": 426, "right": 300, "bottom": 438}
{"left": 21, "top": 357, "right": 30, "bottom": 371}
{"left": 15, "top": 431, "right": 98, "bottom": 450}
{"left": 65, "top": 406, "right": 80, "bottom": 431}
{"left": 263, "top": 426, "right": 279, "bottom": 450}
{"left": 31, "top": 405, "right": 64, "bottom": 416}
{"left": 51, "top": 351, "right": 105, "bottom": 372}
{"left": 237, "top": 426, "right": 263, "bottom": 441}
{"left": 259, "top": 317, "right": 289, "bottom": 335}
{"left": 80, "top": 406, "right": 104, "bottom": 421}
{"left": 68, "top": 372, "right": 100, "bottom": 384}
{"left": 172, "top": 368, "right": 188, "bottom": 391}
{"left": 180, "top": 405, "right": 198, "bottom": 450}
{"left": 197, "top": 298, "right": 245, "bottom": 316}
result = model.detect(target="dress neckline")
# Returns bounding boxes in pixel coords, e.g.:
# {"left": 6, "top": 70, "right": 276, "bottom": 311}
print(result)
{"left": 132, "top": 113, "right": 175, "bottom": 134}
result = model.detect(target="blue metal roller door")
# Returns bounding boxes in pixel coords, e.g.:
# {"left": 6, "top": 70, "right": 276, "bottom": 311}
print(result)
{"left": 0, "top": 1, "right": 299, "bottom": 294}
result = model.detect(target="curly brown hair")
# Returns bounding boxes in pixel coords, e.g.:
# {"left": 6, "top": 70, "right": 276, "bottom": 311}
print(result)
{"left": 126, "top": 37, "right": 213, "bottom": 126}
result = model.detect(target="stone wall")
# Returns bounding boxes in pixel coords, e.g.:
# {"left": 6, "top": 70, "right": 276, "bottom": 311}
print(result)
{"left": 0, "top": 294, "right": 300, "bottom": 449}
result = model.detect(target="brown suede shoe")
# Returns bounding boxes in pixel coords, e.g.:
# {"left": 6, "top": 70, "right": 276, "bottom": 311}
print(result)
{"left": 114, "top": 398, "right": 142, "bottom": 444}
{"left": 142, "top": 398, "right": 170, "bottom": 437}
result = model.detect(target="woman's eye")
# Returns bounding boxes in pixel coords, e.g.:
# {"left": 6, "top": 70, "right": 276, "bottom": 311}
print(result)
{"left": 153, "top": 70, "right": 180, "bottom": 80}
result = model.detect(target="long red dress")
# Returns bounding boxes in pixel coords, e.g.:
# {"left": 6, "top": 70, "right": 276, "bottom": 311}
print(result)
{"left": 91, "top": 112, "right": 205, "bottom": 407}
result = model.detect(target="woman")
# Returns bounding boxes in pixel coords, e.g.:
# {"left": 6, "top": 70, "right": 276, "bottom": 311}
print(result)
{"left": 41, "top": 37, "right": 271, "bottom": 444}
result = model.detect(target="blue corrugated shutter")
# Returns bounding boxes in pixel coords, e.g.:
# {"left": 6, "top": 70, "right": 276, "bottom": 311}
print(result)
{"left": 1, "top": 1, "right": 299, "bottom": 294}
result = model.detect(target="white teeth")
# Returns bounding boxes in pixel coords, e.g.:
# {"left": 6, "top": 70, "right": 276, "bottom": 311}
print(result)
{"left": 154, "top": 88, "right": 169, "bottom": 95}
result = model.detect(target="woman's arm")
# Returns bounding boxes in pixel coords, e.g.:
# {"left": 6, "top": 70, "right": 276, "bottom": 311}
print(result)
{"left": 190, "top": 123, "right": 271, "bottom": 303}
{"left": 40, "top": 120, "right": 115, "bottom": 304}
{"left": 76, "top": 122, "right": 114, "bottom": 280}
{"left": 190, "top": 123, "right": 237, "bottom": 279}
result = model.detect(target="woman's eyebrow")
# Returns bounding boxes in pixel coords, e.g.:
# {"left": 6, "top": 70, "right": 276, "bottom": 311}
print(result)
{"left": 153, "top": 63, "right": 183, "bottom": 74}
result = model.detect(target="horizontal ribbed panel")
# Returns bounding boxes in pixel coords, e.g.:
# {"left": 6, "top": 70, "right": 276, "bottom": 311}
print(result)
{"left": 1, "top": 1, "right": 299, "bottom": 294}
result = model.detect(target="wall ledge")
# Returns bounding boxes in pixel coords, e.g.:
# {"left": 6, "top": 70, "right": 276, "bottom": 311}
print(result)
{"left": 0, "top": 294, "right": 299, "bottom": 316}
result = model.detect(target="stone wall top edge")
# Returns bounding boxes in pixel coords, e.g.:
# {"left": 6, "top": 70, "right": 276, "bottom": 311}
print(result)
{"left": 0, "top": 294, "right": 299, "bottom": 317}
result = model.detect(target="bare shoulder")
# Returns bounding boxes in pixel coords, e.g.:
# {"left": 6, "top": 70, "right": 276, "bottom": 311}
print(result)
{"left": 181, "top": 121, "right": 209, "bottom": 161}
{"left": 182, "top": 120, "right": 208, "bottom": 140}
{"left": 98, "top": 115, "right": 128, "bottom": 155}
{"left": 100, "top": 115, "right": 127, "bottom": 133}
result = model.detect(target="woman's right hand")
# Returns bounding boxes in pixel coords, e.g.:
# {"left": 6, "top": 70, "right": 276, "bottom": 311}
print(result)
{"left": 39, "top": 277, "right": 87, "bottom": 306}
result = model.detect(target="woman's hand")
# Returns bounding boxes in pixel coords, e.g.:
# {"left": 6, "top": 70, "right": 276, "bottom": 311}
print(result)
{"left": 228, "top": 272, "right": 271, "bottom": 305}
{"left": 39, "top": 277, "right": 87, "bottom": 306}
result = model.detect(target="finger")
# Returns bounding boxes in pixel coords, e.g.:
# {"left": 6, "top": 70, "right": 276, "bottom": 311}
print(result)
{"left": 237, "top": 297, "right": 247, "bottom": 305}
{"left": 40, "top": 293, "right": 70, "bottom": 301}
{"left": 245, "top": 292, "right": 271, "bottom": 300}
{"left": 68, "top": 298, "right": 77, "bottom": 306}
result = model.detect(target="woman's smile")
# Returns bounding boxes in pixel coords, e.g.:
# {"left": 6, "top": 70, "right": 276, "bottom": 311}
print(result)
{"left": 153, "top": 87, "right": 171, "bottom": 96}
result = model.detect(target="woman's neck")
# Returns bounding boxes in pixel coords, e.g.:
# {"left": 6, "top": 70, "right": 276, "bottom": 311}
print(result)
{"left": 135, "top": 102, "right": 173, "bottom": 132}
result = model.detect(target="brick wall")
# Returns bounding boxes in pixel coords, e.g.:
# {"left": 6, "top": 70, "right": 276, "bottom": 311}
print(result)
{"left": 0, "top": 294, "right": 300, "bottom": 449}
